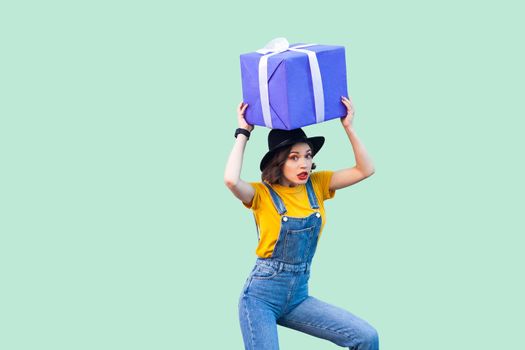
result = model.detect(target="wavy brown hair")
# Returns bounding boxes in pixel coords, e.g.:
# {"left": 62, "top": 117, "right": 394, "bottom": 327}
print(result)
{"left": 261, "top": 143, "right": 317, "bottom": 184}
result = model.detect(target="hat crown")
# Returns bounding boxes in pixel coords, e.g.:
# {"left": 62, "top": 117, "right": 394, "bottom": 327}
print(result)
{"left": 268, "top": 128, "right": 308, "bottom": 151}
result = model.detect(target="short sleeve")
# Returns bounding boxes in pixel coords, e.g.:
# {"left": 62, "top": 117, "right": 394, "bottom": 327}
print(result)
{"left": 311, "top": 170, "right": 336, "bottom": 200}
{"left": 242, "top": 182, "right": 264, "bottom": 210}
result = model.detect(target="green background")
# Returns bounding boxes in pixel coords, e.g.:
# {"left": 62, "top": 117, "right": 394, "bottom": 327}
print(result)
{"left": 1, "top": 1, "right": 524, "bottom": 349}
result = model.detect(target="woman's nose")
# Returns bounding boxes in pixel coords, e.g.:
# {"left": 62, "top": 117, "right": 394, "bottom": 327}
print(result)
{"left": 299, "top": 158, "right": 308, "bottom": 168}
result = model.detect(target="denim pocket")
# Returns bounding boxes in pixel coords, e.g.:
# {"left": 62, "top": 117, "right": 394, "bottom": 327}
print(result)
{"left": 283, "top": 226, "right": 314, "bottom": 264}
{"left": 251, "top": 264, "right": 279, "bottom": 280}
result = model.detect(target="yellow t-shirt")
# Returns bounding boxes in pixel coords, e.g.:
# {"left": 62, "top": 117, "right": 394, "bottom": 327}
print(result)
{"left": 243, "top": 171, "right": 336, "bottom": 258}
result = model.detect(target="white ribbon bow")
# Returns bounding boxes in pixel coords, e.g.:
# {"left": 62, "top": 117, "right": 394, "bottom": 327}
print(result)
{"left": 256, "top": 38, "right": 325, "bottom": 129}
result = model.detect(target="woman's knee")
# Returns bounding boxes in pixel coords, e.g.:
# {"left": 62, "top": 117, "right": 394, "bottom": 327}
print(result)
{"left": 353, "top": 324, "right": 379, "bottom": 350}
{"left": 338, "top": 323, "right": 378, "bottom": 350}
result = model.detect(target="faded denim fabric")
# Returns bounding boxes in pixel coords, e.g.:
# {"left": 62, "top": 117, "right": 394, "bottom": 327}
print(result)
{"left": 238, "top": 178, "right": 379, "bottom": 349}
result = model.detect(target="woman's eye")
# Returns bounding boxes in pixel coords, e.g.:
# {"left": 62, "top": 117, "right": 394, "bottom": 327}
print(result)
{"left": 306, "top": 154, "right": 312, "bottom": 159}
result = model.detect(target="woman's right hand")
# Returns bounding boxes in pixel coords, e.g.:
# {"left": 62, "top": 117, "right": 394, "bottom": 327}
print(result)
{"left": 237, "top": 102, "right": 254, "bottom": 132}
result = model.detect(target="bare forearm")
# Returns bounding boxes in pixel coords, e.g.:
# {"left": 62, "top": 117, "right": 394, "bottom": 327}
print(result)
{"left": 224, "top": 134, "right": 249, "bottom": 186}
{"left": 344, "top": 126, "right": 375, "bottom": 175}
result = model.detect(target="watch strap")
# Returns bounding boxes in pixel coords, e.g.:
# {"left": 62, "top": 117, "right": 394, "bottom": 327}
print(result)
{"left": 235, "top": 128, "right": 251, "bottom": 139}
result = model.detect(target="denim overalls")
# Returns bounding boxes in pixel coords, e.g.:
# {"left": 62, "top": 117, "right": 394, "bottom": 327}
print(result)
{"left": 238, "top": 179, "right": 379, "bottom": 350}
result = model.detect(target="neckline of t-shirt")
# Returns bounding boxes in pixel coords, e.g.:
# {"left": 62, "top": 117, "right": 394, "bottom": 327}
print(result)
{"left": 271, "top": 183, "right": 305, "bottom": 194}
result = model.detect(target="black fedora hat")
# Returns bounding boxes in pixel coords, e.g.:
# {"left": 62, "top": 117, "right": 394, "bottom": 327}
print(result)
{"left": 260, "top": 128, "right": 325, "bottom": 171}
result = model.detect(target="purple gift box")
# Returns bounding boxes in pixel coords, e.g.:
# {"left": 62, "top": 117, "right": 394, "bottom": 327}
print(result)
{"left": 240, "top": 38, "right": 348, "bottom": 130}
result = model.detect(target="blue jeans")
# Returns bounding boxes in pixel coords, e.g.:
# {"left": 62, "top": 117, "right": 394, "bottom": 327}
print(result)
{"left": 238, "top": 259, "right": 379, "bottom": 349}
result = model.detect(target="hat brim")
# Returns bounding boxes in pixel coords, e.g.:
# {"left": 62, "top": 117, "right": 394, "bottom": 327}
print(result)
{"left": 259, "top": 136, "right": 325, "bottom": 171}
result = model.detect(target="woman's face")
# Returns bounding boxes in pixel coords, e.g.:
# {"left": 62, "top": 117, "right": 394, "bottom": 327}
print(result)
{"left": 280, "top": 142, "right": 313, "bottom": 187}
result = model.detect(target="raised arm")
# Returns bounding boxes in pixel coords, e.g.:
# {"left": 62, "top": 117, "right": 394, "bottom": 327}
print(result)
{"left": 224, "top": 102, "right": 256, "bottom": 204}
{"left": 329, "top": 96, "right": 376, "bottom": 191}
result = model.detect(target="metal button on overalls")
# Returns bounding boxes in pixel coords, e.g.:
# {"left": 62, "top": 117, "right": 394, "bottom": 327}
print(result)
{"left": 240, "top": 178, "right": 322, "bottom": 310}
{"left": 238, "top": 177, "right": 379, "bottom": 350}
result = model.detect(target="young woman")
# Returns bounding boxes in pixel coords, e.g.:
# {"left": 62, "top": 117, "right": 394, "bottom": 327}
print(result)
{"left": 224, "top": 96, "right": 378, "bottom": 350}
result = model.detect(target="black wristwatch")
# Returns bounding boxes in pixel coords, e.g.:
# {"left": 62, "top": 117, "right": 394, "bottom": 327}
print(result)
{"left": 234, "top": 128, "right": 251, "bottom": 140}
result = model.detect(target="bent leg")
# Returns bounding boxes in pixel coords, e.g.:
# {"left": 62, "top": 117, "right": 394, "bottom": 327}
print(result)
{"left": 277, "top": 296, "right": 379, "bottom": 349}
{"left": 238, "top": 294, "right": 280, "bottom": 350}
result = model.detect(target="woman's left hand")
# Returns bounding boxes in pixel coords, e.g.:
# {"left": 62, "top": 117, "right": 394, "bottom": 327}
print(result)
{"left": 340, "top": 96, "right": 355, "bottom": 129}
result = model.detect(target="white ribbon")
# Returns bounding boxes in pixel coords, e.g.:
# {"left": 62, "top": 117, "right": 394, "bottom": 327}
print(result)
{"left": 256, "top": 38, "right": 325, "bottom": 128}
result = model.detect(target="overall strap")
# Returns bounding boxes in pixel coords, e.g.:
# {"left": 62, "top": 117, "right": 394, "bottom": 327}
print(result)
{"left": 305, "top": 178, "right": 320, "bottom": 209}
{"left": 263, "top": 182, "right": 287, "bottom": 215}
